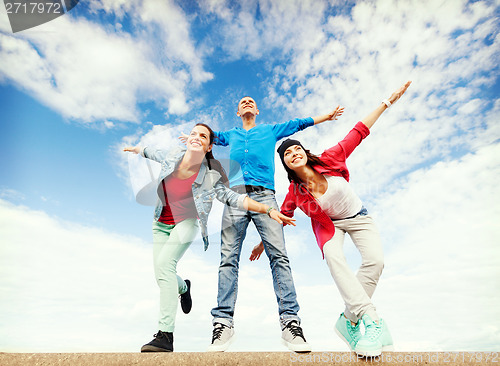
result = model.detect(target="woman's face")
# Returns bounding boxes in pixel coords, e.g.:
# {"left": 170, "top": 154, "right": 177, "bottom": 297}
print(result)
{"left": 187, "top": 125, "right": 213, "bottom": 154}
{"left": 283, "top": 145, "right": 307, "bottom": 170}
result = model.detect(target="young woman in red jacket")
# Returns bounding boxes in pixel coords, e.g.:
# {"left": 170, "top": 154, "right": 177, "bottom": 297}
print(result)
{"left": 250, "top": 81, "right": 411, "bottom": 357}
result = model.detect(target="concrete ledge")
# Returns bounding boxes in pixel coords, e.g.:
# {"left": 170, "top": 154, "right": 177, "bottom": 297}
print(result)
{"left": 1, "top": 352, "right": 498, "bottom": 365}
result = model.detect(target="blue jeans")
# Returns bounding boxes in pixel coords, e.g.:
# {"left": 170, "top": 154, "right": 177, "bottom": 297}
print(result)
{"left": 211, "top": 189, "right": 301, "bottom": 329}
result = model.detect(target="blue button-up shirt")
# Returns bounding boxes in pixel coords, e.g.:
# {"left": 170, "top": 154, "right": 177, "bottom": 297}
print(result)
{"left": 214, "top": 117, "right": 314, "bottom": 191}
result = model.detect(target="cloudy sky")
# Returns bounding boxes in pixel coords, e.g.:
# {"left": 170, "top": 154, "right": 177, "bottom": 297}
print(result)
{"left": 1, "top": 0, "right": 499, "bottom": 353}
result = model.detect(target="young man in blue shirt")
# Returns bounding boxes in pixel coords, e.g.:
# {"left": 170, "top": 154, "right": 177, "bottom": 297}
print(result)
{"left": 207, "top": 97, "right": 343, "bottom": 352}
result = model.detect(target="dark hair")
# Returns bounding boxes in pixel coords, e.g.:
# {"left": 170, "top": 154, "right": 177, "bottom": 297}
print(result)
{"left": 283, "top": 147, "right": 328, "bottom": 184}
{"left": 194, "top": 123, "right": 229, "bottom": 186}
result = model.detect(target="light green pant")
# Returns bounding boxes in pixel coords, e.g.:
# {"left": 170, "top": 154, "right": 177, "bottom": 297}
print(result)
{"left": 152, "top": 218, "right": 199, "bottom": 332}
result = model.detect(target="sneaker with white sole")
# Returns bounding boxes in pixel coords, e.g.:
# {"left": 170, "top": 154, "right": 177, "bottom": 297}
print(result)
{"left": 281, "top": 320, "right": 311, "bottom": 353}
{"left": 334, "top": 313, "right": 362, "bottom": 351}
{"left": 207, "top": 322, "right": 235, "bottom": 352}
{"left": 380, "top": 318, "right": 394, "bottom": 352}
{"left": 355, "top": 314, "right": 382, "bottom": 357}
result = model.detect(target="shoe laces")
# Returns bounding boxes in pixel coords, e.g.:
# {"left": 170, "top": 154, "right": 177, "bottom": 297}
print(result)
{"left": 153, "top": 331, "right": 165, "bottom": 339}
{"left": 347, "top": 322, "right": 362, "bottom": 342}
{"left": 153, "top": 330, "right": 172, "bottom": 341}
{"left": 212, "top": 323, "right": 226, "bottom": 342}
{"left": 364, "top": 321, "right": 382, "bottom": 341}
{"left": 285, "top": 321, "right": 306, "bottom": 341}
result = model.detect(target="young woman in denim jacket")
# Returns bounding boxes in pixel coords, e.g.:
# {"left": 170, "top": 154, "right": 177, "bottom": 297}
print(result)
{"left": 250, "top": 82, "right": 411, "bottom": 357}
{"left": 124, "top": 123, "right": 295, "bottom": 352}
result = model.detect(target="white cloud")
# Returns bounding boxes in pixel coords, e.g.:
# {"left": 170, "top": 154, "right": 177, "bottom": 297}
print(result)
{"left": 0, "top": 199, "right": 302, "bottom": 352}
{"left": 0, "top": 0, "right": 213, "bottom": 123}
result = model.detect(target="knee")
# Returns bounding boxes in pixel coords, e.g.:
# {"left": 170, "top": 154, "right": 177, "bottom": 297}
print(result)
{"left": 363, "top": 255, "right": 384, "bottom": 276}
{"left": 154, "top": 259, "right": 177, "bottom": 279}
{"left": 264, "top": 244, "right": 290, "bottom": 266}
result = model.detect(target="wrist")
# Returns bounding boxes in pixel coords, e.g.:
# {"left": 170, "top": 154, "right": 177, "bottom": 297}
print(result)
{"left": 382, "top": 99, "right": 391, "bottom": 108}
{"left": 266, "top": 206, "right": 275, "bottom": 217}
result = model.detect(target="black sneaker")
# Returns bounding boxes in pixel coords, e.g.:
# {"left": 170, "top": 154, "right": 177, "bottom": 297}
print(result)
{"left": 180, "top": 279, "right": 192, "bottom": 314}
{"left": 141, "top": 330, "right": 174, "bottom": 352}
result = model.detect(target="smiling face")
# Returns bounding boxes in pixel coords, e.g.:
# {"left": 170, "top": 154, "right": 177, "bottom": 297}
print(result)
{"left": 187, "top": 125, "right": 213, "bottom": 154}
{"left": 283, "top": 144, "right": 307, "bottom": 170}
{"left": 237, "top": 96, "right": 259, "bottom": 118}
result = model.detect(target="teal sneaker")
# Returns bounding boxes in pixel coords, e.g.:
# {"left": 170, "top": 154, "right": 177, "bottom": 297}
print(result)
{"left": 334, "top": 313, "right": 362, "bottom": 351}
{"left": 354, "top": 314, "right": 382, "bottom": 357}
{"left": 380, "top": 318, "right": 394, "bottom": 351}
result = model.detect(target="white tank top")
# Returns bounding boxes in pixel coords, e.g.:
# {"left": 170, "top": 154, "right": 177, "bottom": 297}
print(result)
{"left": 315, "top": 175, "right": 362, "bottom": 220}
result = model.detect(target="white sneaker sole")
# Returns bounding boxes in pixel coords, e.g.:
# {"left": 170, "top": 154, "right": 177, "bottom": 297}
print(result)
{"left": 334, "top": 327, "right": 357, "bottom": 351}
{"left": 382, "top": 344, "right": 394, "bottom": 352}
{"left": 354, "top": 347, "right": 382, "bottom": 357}
{"left": 206, "top": 333, "right": 236, "bottom": 352}
{"left": 281, "top": 338, "right": 311, "bottom": 353}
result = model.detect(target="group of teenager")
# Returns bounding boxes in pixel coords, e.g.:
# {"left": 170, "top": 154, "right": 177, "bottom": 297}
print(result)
{"left": 124, "top": 81, "right": 411, "bottom": 357}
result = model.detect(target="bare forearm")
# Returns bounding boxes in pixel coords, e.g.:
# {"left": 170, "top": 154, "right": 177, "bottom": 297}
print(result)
{"left": 361, "top": 81, "right": 412, "bottom": 130}
{"left": 313, "top": 105, "right": 344, "bottom": 125}
{"left": 360, "top": 103, "right": 388, "bottom": 130}
{"left": 243, "top": 196, "right": 269, "bottom": 213}
{"left": 313, "top": 113, "right": 333, "bottom": 125}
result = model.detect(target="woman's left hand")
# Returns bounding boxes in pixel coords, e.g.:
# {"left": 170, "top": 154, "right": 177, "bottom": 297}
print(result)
{"left": 388, "top": 81, "right": 412, "bottom": 105}
{"left": 269, "top": 209, "right": 296, "bottom": 226}
{"left": 249, "top": 242, "right": 264, "bottom": 261}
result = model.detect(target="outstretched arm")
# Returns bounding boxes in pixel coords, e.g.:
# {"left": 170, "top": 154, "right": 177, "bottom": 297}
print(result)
{"left": 313, "top": 105, "right": 344, "bottom": 125}
{"left": 123, "top": 146, "right": 142, "bottom": 154}
{"left": 243, "top": 197, "right": 296, "bottom": 226}
{"left": 361, "top": 81, "right": 411, "bottom": 130}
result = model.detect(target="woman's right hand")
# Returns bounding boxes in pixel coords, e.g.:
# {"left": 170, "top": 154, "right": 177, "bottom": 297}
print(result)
{"left": 123, "top": 146, "right": 141, "bottom": 154}
{"left": 249, "top": 242, "right": 264, "bottom": 261}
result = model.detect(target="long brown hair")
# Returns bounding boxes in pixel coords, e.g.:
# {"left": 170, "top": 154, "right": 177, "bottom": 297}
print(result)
{"left": 194, "top": 123, "right": 229, "bottom": 186}
{"left": 283, "top": 147, "right": 328, "bottom": 184}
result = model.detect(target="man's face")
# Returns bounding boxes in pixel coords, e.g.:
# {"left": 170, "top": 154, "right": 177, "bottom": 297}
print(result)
{"left": 237, "top": 97, "right": 259, "bottom": 118}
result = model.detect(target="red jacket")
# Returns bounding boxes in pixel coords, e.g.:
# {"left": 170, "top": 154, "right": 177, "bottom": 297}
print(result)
{"left": 280, "top": 122, "right": 370, "bottom": 258}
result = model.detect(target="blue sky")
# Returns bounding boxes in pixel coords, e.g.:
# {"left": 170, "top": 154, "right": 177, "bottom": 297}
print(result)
{"left": 1, "top": 0, "right": 499, "bottom": 353}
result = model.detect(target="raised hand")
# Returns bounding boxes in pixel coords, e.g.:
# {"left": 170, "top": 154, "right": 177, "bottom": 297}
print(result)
{"left": 387, "top": 81, "right": 412, "bottom": 105}
{"left": 123, "top": 146, "right": 141, "bottom": 154}
{"left": 328, "top": 105, "right": 345, "bottom": 121}
{"left": 178, "top": 132, "right": 189, "bottom": 144}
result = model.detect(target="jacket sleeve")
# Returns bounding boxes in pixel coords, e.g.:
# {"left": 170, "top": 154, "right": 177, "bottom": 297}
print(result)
{"left": 280, "top": 186, "right": 297, "bottom": 218}
{"left": 321, "top": 122, "right": 370, "bottom": 163}
{"left": 213, "top": 130, "right": 229, "bottom": 147}
{"left": 142, "top": 145, "right": 186, "bottom": 163}
{"left": 214, "top": 179, "right": 246, "bottom": 210}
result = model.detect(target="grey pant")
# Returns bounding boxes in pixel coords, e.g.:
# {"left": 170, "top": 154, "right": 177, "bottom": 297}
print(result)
{"left": 323, "top": 214, "right": 384, "bottom": 324}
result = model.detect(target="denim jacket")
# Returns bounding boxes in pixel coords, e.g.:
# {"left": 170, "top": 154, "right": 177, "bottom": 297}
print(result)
{"left": 142, "top": 145, "right": 246, "bottom": 250}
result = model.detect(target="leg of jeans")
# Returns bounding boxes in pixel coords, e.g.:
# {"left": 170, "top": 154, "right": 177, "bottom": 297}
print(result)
{"left": 250, "top": 190, "right": 301, "bottom": 328}
{"left": 153, "top": 219, "right": 198, "bottom": 332}
{"left": 211, "top": 204, "right": 251, "bottom": 327}
{"left": 323, "top": 225, "right": 377, "bottom": 324}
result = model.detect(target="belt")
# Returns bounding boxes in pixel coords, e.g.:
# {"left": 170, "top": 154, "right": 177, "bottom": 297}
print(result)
{"left": 231, "top": 185, "right": 274, "bottom": 194}
{"left": 331, "top": 206, "right": 368, "bottom": 221}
